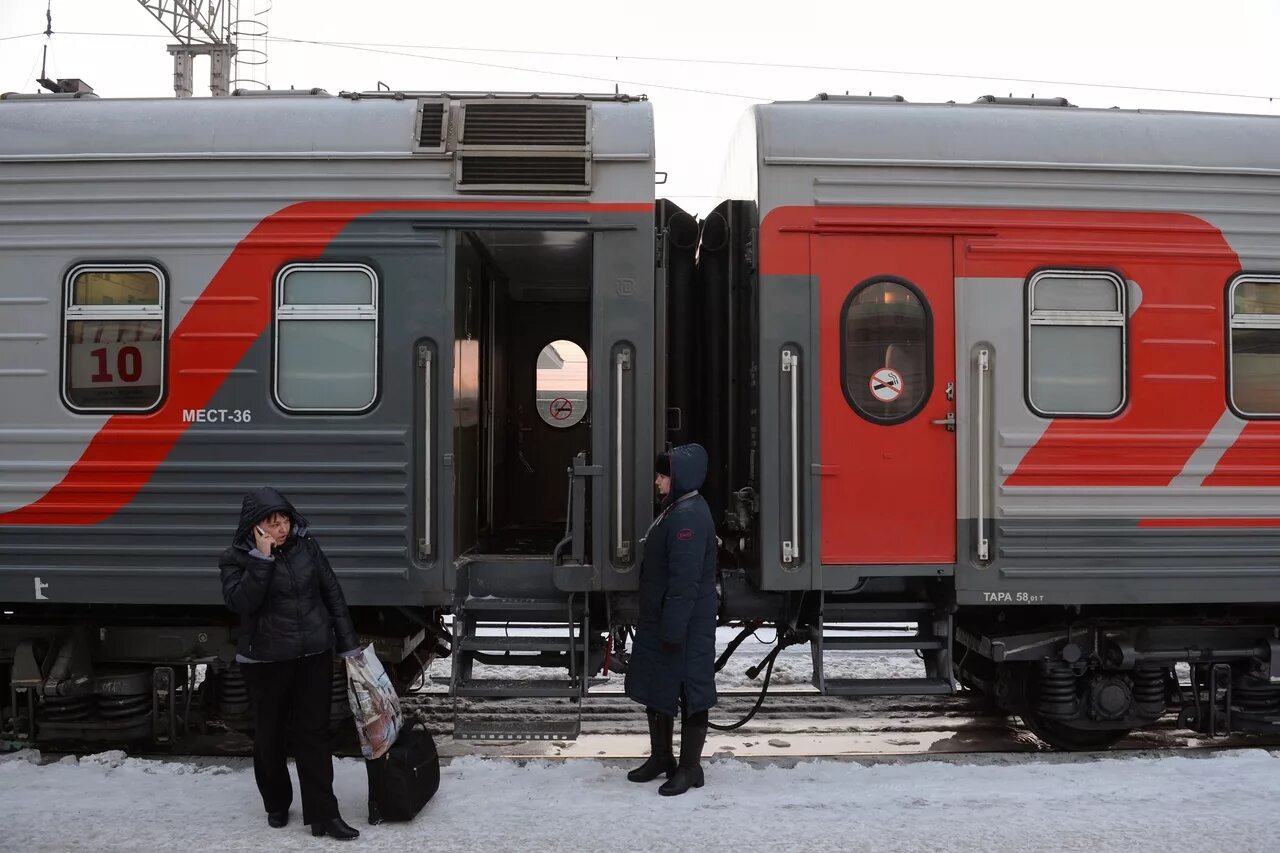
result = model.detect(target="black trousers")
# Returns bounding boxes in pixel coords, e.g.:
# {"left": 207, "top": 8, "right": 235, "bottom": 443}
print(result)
{"left": 241, "top": 651, "right": 338, "bottom": 824}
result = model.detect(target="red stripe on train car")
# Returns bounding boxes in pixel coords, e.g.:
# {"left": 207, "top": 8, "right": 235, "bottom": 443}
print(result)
{"left": 0, "top": 200, "right": 652, "bottom": 526}
{"left": 760, "top": 205, "right": 1242, "bottom": 489}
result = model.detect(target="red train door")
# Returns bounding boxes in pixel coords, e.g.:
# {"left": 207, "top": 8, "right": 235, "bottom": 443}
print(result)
{"left": 814, "top": 235, "right": 956, "bottom": 564}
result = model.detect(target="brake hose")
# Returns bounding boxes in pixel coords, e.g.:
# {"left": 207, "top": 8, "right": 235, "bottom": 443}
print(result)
{"left": 708, "top": 641, "right": 782, "bottom": 732}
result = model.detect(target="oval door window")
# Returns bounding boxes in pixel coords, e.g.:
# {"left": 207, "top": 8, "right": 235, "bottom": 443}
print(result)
{"left": 536, "top": 339, "right": 589, "bottom": 428}
{"left": 841, "top": 278, "right": 932, "bottom": 424}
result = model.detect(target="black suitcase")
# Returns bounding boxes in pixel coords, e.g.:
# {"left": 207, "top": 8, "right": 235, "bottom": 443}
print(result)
{"left": 366, "top": 722, "right": 440, "bottom": 824}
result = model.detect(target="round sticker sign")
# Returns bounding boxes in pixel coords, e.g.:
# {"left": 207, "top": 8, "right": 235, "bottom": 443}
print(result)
{"left": 549, "top": 397, "right": 574, "bottom": 421}
{"left": 869, "top": 367, "right": 903, "bottom": 402}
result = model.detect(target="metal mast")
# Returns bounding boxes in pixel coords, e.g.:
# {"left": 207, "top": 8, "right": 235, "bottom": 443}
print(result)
{"left": 134, "top": 1, "right": 238, "bottom": 97}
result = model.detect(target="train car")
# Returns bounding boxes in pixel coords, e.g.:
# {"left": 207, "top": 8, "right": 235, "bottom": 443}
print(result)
{"left": 2, "top": 88, "right": 1279, "bottom": 751}
{"left": 706, "top": 94, "right": 1280, "bottom": 749}
{"left": 0, "top": 89, "right": 658, "bottom": 744}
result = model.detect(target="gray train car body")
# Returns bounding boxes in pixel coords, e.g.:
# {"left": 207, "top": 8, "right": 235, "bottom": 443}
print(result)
{"left": 0, "top": 91, "right": 659, "bottom": 743}
{"left": 717, "top": 97, "right": 1280, "bottom": 747}
{"left": 2, "top": 91, "right": 1279, "bottom": 749}
{"left": 0, "top": 93, "right": 655, "bottom": 599}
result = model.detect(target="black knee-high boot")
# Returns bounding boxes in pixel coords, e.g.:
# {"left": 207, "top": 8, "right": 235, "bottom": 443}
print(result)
{"left": 659, "top": 711, "right": 707, "bottom": 796}
{"left": 627, "top": 709, "right": 676, "bottom": 782}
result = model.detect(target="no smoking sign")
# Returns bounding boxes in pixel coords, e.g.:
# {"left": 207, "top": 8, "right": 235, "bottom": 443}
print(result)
{"left": 868, "top": 367, "right": 903, "bottom": 402}
{"left": 549, "top": 397, "right": 574, "bottom": 420}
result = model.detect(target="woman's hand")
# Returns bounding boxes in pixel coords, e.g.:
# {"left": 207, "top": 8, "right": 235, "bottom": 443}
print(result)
{"left": 253, "top": 525, "right": 273, "bottom": 557}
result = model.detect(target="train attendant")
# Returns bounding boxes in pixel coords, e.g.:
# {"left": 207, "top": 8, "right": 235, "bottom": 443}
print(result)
{"left": 219, "top": 487, "right": 363, "bottom": 840}
{"left": 624, "top": 444, "right": 718, "bottom": 796}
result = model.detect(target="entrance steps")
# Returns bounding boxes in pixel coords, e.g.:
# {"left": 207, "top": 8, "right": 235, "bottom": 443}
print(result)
{"left": 811, "top": 595, "right": 955, "bottom": 697}
{"left": 450, "top": 590, "right": 595, "bottom": 740}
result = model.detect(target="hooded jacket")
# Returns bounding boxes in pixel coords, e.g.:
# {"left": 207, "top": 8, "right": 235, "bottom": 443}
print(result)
{"left": 623, "top": 443, "right": 718, "bottom": 717}
{"left": 218, "top": 487, "right": 359, "bottom": 662}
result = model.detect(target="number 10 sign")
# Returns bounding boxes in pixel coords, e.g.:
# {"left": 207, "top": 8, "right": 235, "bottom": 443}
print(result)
{"left": 69, "top": 341, "right": 162, "bottom": 388}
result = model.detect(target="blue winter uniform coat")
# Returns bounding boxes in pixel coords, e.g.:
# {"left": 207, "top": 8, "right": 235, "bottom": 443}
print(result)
{"left": 624, "top": 444, "right": 718, "bottom": 718}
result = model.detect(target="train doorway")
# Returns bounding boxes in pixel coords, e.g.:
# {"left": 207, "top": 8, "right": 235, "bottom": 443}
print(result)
{"left": 452, "top": 230, "right": 592, "bottom": 559}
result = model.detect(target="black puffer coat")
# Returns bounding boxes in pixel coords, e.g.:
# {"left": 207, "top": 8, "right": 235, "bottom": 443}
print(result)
{"left": 219, "top": 487, "right": 359, "bottom": 661}
{"left": 624, "top": 444, "right": 718, "bottom": 718}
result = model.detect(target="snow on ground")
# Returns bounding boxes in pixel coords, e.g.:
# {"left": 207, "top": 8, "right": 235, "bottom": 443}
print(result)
{"left": 3, "top": 747, "right": 1279, "bottom": 852}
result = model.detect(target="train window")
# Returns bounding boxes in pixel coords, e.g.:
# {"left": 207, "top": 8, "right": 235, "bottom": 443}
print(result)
{"left": 1228, "top": 274, "right": 1280, "bottom": 417}
{"left": 62, "top": 265, "right": 166, "bottom": 412}
{"left": 274, "top": 264, "right": 378, "bottom": 413}
{"left": 1026, "top": 270, "right": 1127, "bottom": 417}
{"left": 841, "top": 278, "right": 931, "bottom": 424}
{"left": 281, "top": 268, "right": 375, "bottom": 306}
{"left": 535, "top": 340, "right": 589, "bottom": 428}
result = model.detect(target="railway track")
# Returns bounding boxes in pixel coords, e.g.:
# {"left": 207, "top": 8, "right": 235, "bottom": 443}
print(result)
{"left": 110, "top": 686, "right": 1269, "bottom": 758}
{"left": 101, "top": 688, "right": 1273, "bottom": 761}
{"left": 416, "top": 690, "right": 992, "bottom": 734}
{"left": 418, "top": 691, "right": 1278, "bottom": 755}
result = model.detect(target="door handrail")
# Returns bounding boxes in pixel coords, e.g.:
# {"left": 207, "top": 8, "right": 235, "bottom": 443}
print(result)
{"left": 615, "top": 349, "right": 631, "bottom": 561}
{"left": 418, "top": 345, "right": 433, "bottom": 561}
{"left": 976, "top": 347, "right": 990, "bottom": 562}
{"left": 782, "top": 348, "right": 800, "bottom": 564}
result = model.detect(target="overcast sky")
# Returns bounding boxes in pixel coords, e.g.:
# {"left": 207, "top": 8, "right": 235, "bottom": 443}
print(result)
{"left": 3, "top": 0, "right": 1278, "bottom": 215}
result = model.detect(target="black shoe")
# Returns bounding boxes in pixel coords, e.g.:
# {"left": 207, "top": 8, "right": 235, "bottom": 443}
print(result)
{"left": 658, "top": 763, "right": 705, "bottom": 796}
{"left": 266, "top": 811, "right": 289, "bottom": 828}
{"left": 311, "top": 816, "right": 360, "bottom": 840}
{"left": 659, "top": 720, "right": 708, "bottom": 797}
{"left": 627, "top": 752, "right": 677, "bottom": 783}
{"left": 627, "top": 710, "right": 676, "bottom": 783}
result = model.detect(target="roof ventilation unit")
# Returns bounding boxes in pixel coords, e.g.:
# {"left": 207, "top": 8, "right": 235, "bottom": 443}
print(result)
{"left": 455, "top": 100, "right": 591, "bottom": 192}
{"left": 414, "top": 99, "right": 449, "bottom": 153}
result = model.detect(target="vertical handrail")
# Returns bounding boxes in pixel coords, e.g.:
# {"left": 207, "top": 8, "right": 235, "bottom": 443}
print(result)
{"left": 782, "top": 348, "right": 800, "bottom": 564}
{"left": 419, "top": 346, "right": 432, "bottom": 560}
{"left": 976, "top": 348, "right": 990, "bottom": 562}
{"left": 615, "top": 349, "right": 631, "bottom": 561}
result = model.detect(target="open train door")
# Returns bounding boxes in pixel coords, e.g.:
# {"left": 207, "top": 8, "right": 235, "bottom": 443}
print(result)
{"left": 442, "top": 216, "right": 656, "bottom": 590}
{"left": 813, "top": 235, "right": 957, "bottom": 567}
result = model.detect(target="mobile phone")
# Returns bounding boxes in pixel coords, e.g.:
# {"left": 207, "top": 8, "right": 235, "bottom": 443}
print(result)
{"left": 255, "top": 525, "right": 267, "bottom": 538}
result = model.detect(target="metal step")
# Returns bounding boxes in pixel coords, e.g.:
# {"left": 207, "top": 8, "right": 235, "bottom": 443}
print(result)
{"left": 821, "top": 636, "right": 944, "bottom": 651}
{"left": 454, "top": 678, "right": 581, "bottom": 698}
{"left": 821, "top": 677, "right": 953, "bottom": 696}
{"left": 452, "top": 718, "right": 582, "bottom": 742}
{"left": 457, "top": 635, "right": 575, "bottom": 652}
{"left": 461, "top": 597, "right": 571, "bottom": 620}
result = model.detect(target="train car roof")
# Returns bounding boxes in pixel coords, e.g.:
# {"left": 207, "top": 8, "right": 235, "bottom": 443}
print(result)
{"left": 753, "top": 99, "right": 1280, "bottom": 176}
{"left": 0, "top": 91, "right": 654, "bottom": 162}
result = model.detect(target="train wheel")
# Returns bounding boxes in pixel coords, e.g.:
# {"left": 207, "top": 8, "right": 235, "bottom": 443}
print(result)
{"left": 1014, "top": 663, "right": 1131, "bottom": 751}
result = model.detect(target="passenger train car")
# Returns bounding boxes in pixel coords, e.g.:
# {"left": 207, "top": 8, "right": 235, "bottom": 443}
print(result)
{"left": 1, "top": 88, "right": 1278, "bottom": 750}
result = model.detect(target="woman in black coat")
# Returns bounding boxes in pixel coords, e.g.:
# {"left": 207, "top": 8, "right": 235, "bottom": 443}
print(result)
{"left": 219, "top": 487, "right": 362, "bottom": 840}
{"left": 624, "top": 444, "right": 718, "bottom": 796}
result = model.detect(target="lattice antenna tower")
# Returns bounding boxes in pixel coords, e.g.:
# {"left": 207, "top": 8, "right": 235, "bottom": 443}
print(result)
{"left": 135, "top": 1, "right": 270, "bottom": 97}
{"left": 230, "top": 1, "right": 271, "bottom": 93}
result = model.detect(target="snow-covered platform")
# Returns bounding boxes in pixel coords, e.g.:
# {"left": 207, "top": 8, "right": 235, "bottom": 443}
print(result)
{"left": 3, "top": 747, "right": 1279, "bottom": 852}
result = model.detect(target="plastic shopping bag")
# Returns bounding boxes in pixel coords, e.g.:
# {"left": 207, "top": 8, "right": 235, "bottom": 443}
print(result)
{"left": 345, "top": 644, "right": 403, "bottom": 760}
